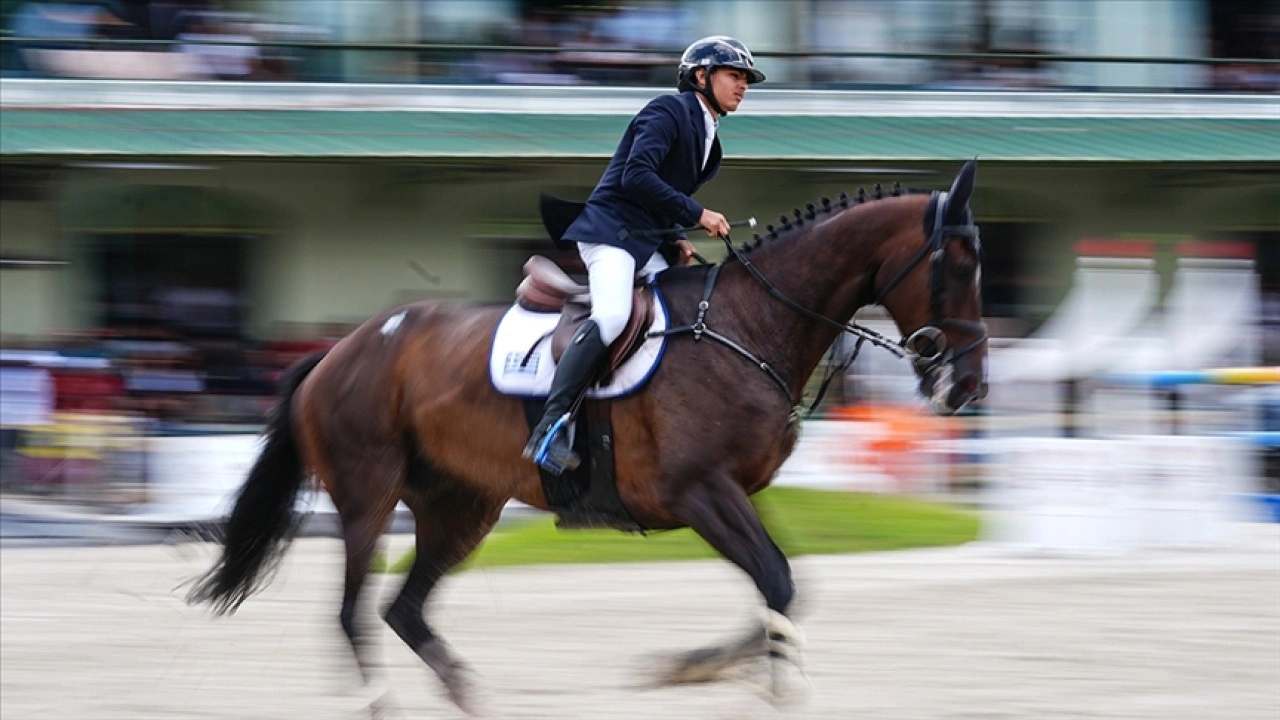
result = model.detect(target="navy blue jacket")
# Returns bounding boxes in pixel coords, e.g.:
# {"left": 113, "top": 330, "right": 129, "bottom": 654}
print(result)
{"left": 562, "top": 91, "right": 722, "bottom": 264}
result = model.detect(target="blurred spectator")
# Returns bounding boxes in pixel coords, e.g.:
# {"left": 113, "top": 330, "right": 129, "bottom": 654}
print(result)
{"left": 1263, "top": 291, "right": 1280, "bottom": 366}
{"left": 156, "top": 286, "right": 242, "bottom": 338}
{"left": 147, "top": 1, "right": 200, "bottom": 41}
{"left": 1210, "top": 0, "right": 1280, "bottom": 91}
{"left": 52, "top": 363, "right": 125, "bottom": 414}
{"left": 9, "top": 2, "right": 106, "bottom": 45}
{"left": 546, "top": 4, "right": 678, "bottom": 86}
{"left": 0, "top": 358, "right": 55, "bottom": 485}
{"left": 0, "top": 317, "right": 360, "bottom": 435}
{"left": 7, "top": 1, "right": 116, "bottom": 75}
{"left": 2, "top": 0, "right": 1274, "bottom": 92}
{"left": 178, "top": 11, "right": 261, "bottom": 80}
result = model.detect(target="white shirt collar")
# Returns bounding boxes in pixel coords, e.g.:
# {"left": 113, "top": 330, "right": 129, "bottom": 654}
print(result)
{"left": 698, "top": 97, "right": 719, "bottom": 137}
{"left": 697, "top": 96, "right": 718, "bottom": 170}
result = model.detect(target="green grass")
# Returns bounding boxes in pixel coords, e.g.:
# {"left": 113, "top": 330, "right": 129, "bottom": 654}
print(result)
{"left": 374, "top": 487, "right": 981, "bottom": 574}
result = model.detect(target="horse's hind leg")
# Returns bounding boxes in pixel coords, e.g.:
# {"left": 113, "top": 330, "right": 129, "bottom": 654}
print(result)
{"left": 383, "top": 460, "right": 504, "bottom": 714}
{"left": 318, "top": 452, "right": 403, "bottom": 713}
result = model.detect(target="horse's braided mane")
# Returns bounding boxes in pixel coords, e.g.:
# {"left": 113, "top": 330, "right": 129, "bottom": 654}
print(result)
{"left": 733, "top": 181, "right": 930, "bottom": 256}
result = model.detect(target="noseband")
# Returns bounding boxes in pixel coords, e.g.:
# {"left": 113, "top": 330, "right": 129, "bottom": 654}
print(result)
{"left": 650, "top": 191, "right": 987, "bottom": 415}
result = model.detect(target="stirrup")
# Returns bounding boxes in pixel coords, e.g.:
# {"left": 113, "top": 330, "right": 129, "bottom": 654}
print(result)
{"left": 531, "top": 413, "right": 581, "bottom": 476}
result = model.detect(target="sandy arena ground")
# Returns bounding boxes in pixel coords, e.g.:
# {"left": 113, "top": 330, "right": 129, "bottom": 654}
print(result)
{"left": 2, "top": 526, "right": 1278, "bottom": 720}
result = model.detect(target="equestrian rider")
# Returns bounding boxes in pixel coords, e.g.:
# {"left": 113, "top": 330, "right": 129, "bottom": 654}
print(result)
{"left": 524, "top": 36, "right": 766, "bottom": 475}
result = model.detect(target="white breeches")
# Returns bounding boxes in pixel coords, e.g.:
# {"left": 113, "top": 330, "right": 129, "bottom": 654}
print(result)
{"left": 576, "top": 242, "right": 668, "bottom": 344}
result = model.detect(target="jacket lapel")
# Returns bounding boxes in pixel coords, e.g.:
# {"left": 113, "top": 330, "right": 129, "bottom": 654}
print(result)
{"left": 701, "top": 137, "right": 722, "bottom": 183}
{"left": 683, "top": 91, "right": 705, "bottom": 175}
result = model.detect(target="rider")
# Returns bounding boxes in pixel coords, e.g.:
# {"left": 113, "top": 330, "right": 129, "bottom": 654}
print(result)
{"left": 524, "top": 36, "right": 766, "bottom": 475}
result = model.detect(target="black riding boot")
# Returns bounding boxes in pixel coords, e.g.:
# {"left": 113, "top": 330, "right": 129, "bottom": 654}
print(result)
{"left": 523, "top": 320, "right": 610, "bottom": 475}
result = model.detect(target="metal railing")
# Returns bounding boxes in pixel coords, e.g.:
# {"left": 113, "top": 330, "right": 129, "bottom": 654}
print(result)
{"left": 4, "top": 36, "right": 1278, "bottom": 65}
{"left": 3, "top": 36, "right": 1277, "bottom": 90}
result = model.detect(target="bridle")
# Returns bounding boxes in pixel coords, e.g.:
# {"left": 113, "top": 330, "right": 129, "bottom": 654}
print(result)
{"left": 875, "top": 192, "right": 988, "bottom": 385}
{"left": 650, "top": 191, "right": 987, "bottom": 415}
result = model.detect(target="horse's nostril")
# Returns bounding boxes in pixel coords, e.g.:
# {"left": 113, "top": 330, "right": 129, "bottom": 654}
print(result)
{"left": 956, "top": 374, "right": 979, "bottom": 396}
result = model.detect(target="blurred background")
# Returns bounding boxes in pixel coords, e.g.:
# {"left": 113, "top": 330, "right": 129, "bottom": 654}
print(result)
{"left": 1, "top": 0, "right": 1278, "bottom": 90}
{"left": 0, "top": 0, "right": 1277, "bottom": 547}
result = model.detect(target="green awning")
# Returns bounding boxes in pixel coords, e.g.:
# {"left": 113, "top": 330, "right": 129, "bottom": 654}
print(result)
{"left": 2, "top": 108, "right": 1276, "bottom": 162}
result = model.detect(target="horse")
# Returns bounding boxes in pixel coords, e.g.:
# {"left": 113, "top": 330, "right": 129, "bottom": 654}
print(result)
{"left": 187, "top": 159, "right": 988, "bottom": 713}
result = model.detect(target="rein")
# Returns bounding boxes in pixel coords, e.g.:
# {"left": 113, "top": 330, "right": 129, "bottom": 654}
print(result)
{"left": 650, "top": 191, "right": 987, "bottom": 415}
{"left": 656, "top": 263, "right": 794, "bottom": 401}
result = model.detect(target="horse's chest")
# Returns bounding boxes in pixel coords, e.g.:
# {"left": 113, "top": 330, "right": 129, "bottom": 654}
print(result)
{"left": 744, "top": 421, "right": 801, "bottom": 494}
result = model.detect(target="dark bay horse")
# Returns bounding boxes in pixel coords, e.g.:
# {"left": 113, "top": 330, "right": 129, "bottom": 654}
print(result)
{"left": 188, "top": 160, "right": 988, "bottom": 712}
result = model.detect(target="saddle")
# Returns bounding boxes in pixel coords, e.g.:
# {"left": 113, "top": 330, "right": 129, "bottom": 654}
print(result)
{"left": 515, "top": 256, "right": 655, "bottom": 380}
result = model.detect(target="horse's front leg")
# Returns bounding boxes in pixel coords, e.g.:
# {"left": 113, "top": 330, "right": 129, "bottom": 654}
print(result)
{"left": 652, "top": 473, "right": 807, "bottom": 700}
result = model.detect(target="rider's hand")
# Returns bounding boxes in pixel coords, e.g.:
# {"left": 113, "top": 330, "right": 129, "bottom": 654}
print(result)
{"left": 698, "top": 209, "right": 731, "bottom": 238}
{"left": 675, "top": 239, "right": 697, "bottom": 265}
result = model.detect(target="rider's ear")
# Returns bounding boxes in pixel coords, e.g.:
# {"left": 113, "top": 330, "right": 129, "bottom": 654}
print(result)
{"left": 695, "top": 67, "right": 708, "bottom": 87}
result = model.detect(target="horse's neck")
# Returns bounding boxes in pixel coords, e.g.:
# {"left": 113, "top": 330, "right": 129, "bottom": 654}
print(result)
{"left": 722, "top": 207, "right": 885, "bottom": 397}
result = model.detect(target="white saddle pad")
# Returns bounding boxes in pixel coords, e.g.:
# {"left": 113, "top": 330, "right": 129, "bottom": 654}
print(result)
{"left": 488, "top": 289, "right": 669, "bottom": 398}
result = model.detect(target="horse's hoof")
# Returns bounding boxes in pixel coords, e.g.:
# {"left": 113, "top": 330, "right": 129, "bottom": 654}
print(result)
{"left": 760, "top": 610, "right": 810, "bottom": 707}
{"left": 649, "top": 646, "right": 733, "bottom": 686}
{"left": 732, "top": 652, "right": 811, "bottom": 708}
{"left": 419, "top": 639, "right": 478, "bottom": 715}
{"left": 644, "top": 624, "right": 768, "bottom": 688}
{"left": 368, "top": 696, "right": 395, "bottom": 720}
{"left": 363, "top": 680, "right": 396, "bottom": 719}
{"left": 766, "top": 652, "right": 812, "bottom": 707}
{"left": 443, "top": 668, "right": 478, "bottom": 716}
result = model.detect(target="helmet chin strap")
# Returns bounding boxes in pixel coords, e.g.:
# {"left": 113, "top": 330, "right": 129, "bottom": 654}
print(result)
{"left": 696, "top": 71, "right": 728, "bottom": 115}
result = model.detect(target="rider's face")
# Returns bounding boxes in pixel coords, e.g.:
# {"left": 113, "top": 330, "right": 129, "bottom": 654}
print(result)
{"left": 702, "top": 68, "right": 750, "bottom": 114}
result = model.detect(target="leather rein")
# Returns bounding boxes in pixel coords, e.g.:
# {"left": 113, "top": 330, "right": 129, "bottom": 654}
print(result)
{"left": 649, "top": 191, "right": 987, "bottom": 415}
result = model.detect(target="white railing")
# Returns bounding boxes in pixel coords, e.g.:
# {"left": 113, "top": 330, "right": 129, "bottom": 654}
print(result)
{"left": 1, "top": 79, "right": 1276, "bottom": 118}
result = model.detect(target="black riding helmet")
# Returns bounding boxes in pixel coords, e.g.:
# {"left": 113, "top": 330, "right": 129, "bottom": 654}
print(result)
{"left": 676, "top": 36, "right": 765, "bottom": 115}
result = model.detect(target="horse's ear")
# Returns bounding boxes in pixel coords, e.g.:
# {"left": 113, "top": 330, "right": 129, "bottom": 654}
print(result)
{"left": 944, "top": 158, "right": 977, "bottom": 221}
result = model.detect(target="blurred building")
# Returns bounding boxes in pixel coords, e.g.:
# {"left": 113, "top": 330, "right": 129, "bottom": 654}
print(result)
{"left": 3, "top": 91, "right": 1275, "bottom": 341}
{"left": 0, "top": 0, "right": 1277, "bottom": 389}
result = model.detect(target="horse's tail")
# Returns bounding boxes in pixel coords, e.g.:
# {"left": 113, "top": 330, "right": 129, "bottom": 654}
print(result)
{"left": 187, "top": 351, "right": 326, "bottom": 615}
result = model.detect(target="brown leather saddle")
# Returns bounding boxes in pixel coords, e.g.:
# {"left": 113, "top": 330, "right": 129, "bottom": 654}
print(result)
{"left": 515, "top": 255, "right": 655, "bottom": 380}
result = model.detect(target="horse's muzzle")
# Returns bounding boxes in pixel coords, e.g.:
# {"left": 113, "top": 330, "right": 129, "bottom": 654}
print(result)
{"left": 922, "top": 365, "right": 985, "bottom": 416}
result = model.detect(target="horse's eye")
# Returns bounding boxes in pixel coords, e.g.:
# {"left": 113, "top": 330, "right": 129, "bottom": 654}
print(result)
{"left": 947, "top": 251, "right": 977, "bottom": 277}
{"left": 945, "top": 239, "right": 979, "bottom": 275}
